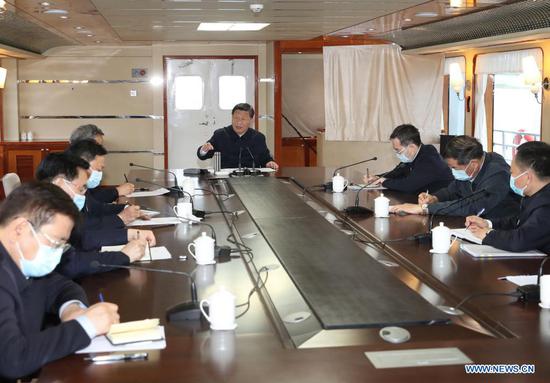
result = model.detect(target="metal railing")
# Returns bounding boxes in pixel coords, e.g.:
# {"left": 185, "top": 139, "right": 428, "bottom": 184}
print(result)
{"left": 492, "top": 128, "right": 540, "bottom": 163}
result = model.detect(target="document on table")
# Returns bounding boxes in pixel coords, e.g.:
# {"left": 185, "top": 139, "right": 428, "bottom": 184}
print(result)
{"left": 101, "top": 245, "right": 172, "bottom": 261}
{"left": 127, "top": 188, "right": 170, "bottom": 198}
{"left": 76, "top": 326, "right": 166, "bottom": 354}
{"left": 348, "top": 184, "right": 387, "bottom": 191}
{"left": 127, "top": 217, "right": 181, "bottom": 227}
{"left": 140, "top": 209, "right": 160, "bottom": 217}
{"left": 499, "top": 275, "right": 538, "bottom": 286}
{"left": 450, "top": 228, "right": 482, "bottom": 244}
{"left": 461, "top": 244, "right": 545, "bottom": 258}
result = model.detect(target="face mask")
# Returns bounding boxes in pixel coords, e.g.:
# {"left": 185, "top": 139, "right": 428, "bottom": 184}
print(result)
{"left": 395, "top": 148, "right": 411, "bottom": 163}
{"left": 86, "top": 170, "right": 103, "bottom": 189}
{"left": 63, "top": 179, "right": 86, "bottom": 211}
{"left": 17, "top": 223, "right": 64, "bottom": 278}
{"left": 451, "top": 162, "right": 472, "bottom": 181}
{"left": 509, "top": 170, "right": 529, "bottom": 197}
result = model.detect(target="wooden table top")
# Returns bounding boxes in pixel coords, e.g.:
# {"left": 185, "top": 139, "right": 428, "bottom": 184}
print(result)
{"left": 39, "top": 167, "right": 550, "bottom": 382}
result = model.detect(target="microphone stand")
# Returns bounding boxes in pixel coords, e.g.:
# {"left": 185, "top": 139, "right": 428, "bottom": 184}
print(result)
{"left": 343, "top": 182, "right": 375, "bottom": 216}
{"left": 129, "top": 162, "right": 180, "bottom": 190}
{"left": 246, "top": 147, "right": 262, "bottom": 176}
{"left": 516, "top": 255, "right": 550, "bottom": 302}
{"left": 92, "top": 262, "right": 201, "bottom": 321}
{"left": 324, "top": 157, "right": 377, "bottom": 191}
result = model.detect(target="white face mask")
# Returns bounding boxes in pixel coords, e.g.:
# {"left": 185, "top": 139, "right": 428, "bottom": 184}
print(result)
{"left": 451, "top": 161, "right": 472, "bottom": 181}
{"left": 87, "top": 170, "right": 103, "bottom": 189}
{"left": 16, "top": 222, "right": 64, "bottom": 278}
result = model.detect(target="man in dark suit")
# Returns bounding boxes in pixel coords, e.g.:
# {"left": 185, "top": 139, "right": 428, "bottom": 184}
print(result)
{"left": 70, "top": 124, "right": 135, "bottom": 202}
{"left": 0, "top": 182, "right": 119, "bottom": 381}
{"left": 391, "top": 135, "right": 520, "bottom": 219}
{"left": 466, "top": 142, "right": 550, "bottom": 252}
{"left": 197, "top": 103, "right": 279, "bottom": 170}
{"left": 35, "top": 153, "right": 153, "bottom": 268}
{"left": 365, "top": 124, "right": 453, "bottom": 194}
{"left": 66, "top": 139, "right": 145, "bottom": 225}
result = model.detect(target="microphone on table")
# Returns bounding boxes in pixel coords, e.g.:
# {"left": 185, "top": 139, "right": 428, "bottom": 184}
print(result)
{"left": 408, "top": 188, "right": 490, "bottom": 241}
{"left": 90, "top": 261, "right": 200, "bottom": 321}
{"left": 516, "top": 255, "right": 550, "bottom": 302}
{"left": 343, "top": 182, "right": 376, "bottom": 216}
{"left": 245, "top": 147, "right": 262, "bottom": 176}
{"left": 175, "top": 215, "right": 232, "bottom": 261}
{"left": 129, "top": 163, "right": 180, "bottom": 190}
{"left": 324, "top": 157, "right": 377, "bottom": 191}
{"left": 134, "top": 178, "right": 205, "bottom": 218}
{"left": 230, "top": 147, "right": 246, "bottom": 177}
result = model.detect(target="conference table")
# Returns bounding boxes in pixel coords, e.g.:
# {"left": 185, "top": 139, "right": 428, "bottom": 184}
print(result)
{"left": 39, "top": 167, "right": 550, "bottom": 382}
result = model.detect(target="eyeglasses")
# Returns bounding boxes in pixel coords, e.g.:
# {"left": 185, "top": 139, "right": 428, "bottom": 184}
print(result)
{"left": 28, "top": 221, "right": 71, "bottom": 252}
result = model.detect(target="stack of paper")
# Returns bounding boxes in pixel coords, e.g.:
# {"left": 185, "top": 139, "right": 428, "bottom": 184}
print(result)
{"left": 106, "top": 319, "right": 164, "bottom": 346}
{"left": 127, "top": 188, "right": 170, "bottom": 198}
{"left": 461, "top": 244, "right": 545, "bottom": 258}
{"left": 127, "top": 217, "right": 182, "bottom": 227}
{"left": 101, "top": 245, "right": 172, "bottom": 261}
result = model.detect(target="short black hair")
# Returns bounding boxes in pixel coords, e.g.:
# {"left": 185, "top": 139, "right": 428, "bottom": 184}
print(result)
{"left": 389, "top": 124, "right": 421, "bottom": 146}
{"left": 515, "top": 142, "right": 550, "bottom": 180}
{"left": 443, "top": 135, "right": 484, "bottom": 165}
{"left": 70, "top": 124, "right": 105, "bottom": 144}
{"left": 0, "top": 181, "right": 79, "bottom": 229}
{"left": 232, "top": 103, "right": 254, "bottom": 118}
{"left": 66, "top": 139, "right": 108, "bottom": 163}
{"left": 36, "top": 152, "right": 90, "bottom": 182}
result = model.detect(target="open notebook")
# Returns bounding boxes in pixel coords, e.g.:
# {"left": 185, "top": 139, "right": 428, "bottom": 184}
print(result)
{"left": 450, "top": 228, "right": 482, "bottom": 244}
{"left": 106, "top": 319, "right": 164, "bottom": 346}
{"left": 461, "top": 243, "right": 545, "bottom": 258}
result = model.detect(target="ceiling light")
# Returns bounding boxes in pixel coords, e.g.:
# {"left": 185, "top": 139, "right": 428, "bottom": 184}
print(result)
{"left": 449, "top": 0, "right": 463, "bottom": 7}
{"left": 368, "top": 28, "right": 375, "bottom": 31}
{"left": 0, "top": 0, "right": 6, "bottom": 13}
{"left": 197, "top": 22, "right": 269, "bottom": 31}
{"left": 415, "top": 12, "right": 438, "bottom": 17}
{"left": 95, "top": 40, "right": 102, "bottom": 43}
{"left": 87, "top": 34, "right": 94, "bottom": 37}
{"left": 59, "top": 15, "right": 68, "bottom": 19}
{"left": 43, "top": 9, "right": 68, "bottom": 14}
{"left": 74, "top": 26, "right": 84, "bottom": 30}
{"left": 403, "top": 18, "right": 412, "bottom": 22}
{"left": 40, "top": 1, "right": 51, "bottom": 6}
{"left": 150, "top": 76, "right": 164, "bottom": 86}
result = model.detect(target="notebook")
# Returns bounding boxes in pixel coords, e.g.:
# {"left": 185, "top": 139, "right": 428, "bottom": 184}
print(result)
{"left": 450, "top": 228, "right": 482, "bottom": 245}
{"left": 106, "top": 319, "right": 164, "bottom": 346}
{"left": 461, "top": 244, "right": 545, "bottom": 258}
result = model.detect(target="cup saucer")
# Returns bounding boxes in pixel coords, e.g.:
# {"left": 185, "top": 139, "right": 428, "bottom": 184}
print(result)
{"left": 210, "top": 323, "right": 237, "bottom": 331}
{"left": 539, "top": 302, "right": 550, "bottom": 309}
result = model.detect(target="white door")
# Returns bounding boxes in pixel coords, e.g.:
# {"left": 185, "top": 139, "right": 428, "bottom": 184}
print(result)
{"left": 165, "top": 57, "right": 256, "bottom": 169}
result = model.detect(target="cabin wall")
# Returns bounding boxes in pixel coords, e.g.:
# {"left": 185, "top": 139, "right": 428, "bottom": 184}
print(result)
{"left": 4, "top": 42, "right": 271, "bottom": 185}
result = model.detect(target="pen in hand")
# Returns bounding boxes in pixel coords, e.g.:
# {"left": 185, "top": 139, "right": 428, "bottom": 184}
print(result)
{"left": 466, "top": 208, "right": 486, "bottom": 231}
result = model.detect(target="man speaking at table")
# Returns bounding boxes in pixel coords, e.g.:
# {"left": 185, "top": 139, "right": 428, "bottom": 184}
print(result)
{"left": 197, "top": 103, "right": 279, "bottom": 170}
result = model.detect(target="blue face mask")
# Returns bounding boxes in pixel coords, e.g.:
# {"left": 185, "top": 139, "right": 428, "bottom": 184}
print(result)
{"left": 396, "top": 150, "right": 411, "bottom": 163}
{"left": 17, "top": 223, "right": 64, "bottom": 278}
{"left": 451, "top": 162, "right": 472, "bottom": 181}
{"left": 73, "top": 194, "right": 86, "bottom": 211}
{"left": 86, "top": 170, "right": 103, "bottom": 189}
{"left": 509, "top": 170, "right": 529, "bottom": 197}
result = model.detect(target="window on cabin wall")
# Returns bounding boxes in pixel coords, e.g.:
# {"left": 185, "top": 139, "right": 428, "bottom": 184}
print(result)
{"left": 474, "top": 49, "right": 542, "bottom": 163}
{"left": 175, "top": 76, "right": 204, "bottom": 110}
{"left": 218, "top": 75, "right": 246, "bottom": 110}
{"left": 442, "top": 57, "right": 466, "bottom": 136}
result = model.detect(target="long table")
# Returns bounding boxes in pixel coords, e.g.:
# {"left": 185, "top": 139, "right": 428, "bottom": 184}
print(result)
{"left": 39, "top": 167, "right": 550, "bottom": 382}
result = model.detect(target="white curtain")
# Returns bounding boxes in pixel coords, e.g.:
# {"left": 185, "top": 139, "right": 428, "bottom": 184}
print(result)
{"left": 323, "top": 45, "right": 443, "bottom": 143}
{"left": 475, "top": 48, "right": 542, "bottom": 74}
{"left": 474, "top": 74, "right": 488, "bottom": 150}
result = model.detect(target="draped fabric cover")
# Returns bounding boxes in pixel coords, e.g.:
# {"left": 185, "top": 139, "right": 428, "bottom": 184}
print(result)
{"left": 323, "top": 45, "right": 444, "bottom": 143}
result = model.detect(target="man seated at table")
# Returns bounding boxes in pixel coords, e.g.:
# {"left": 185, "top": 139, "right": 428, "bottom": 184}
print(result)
{"left": 0, "top": 182, "right": 119, "bottom": 381}
{"left": 36, "top": 152, "right": 155, "bottom": 253}
{"left": 364, "top": 124, "right": 453, "bottom": 194}
{"left": 465, "top": 142, "right": 550, "bottom": 252}
{"left": 70, "top": 124, "right": 135, "bottom": 202}
{"left": 66, "top": 139, "right": 144, "bottom": 225}
{"left": 390, "top": 135, "right": 520, "bottom": 219}
{"left": 197, "top": 103, "right": 279, "bottom": 170}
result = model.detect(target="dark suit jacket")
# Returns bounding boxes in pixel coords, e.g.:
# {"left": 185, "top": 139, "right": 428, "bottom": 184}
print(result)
{"left": 56, "top": 247, "right": 130, "bottom": 280}
{"left": 483, "top": 183, "right": 550, "bottom": 253}
{"left": 429, "top": 152, "right": 520, "bottom": 219}
{"left": 196, "top": 125, "right": 274, "bottom": 168}
{"left": 88, "top": 186, "right": 119, "bottom": 204}
{"left": 381, "top": 144, "right": 453, "bottom": 194}
{"left": 0, "top": 244, "right": 90, "bottom": 381}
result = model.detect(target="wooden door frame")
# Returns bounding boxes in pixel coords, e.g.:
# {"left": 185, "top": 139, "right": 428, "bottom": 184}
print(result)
{"left": 162, "top": 55, "right": 259, "bottom": 169}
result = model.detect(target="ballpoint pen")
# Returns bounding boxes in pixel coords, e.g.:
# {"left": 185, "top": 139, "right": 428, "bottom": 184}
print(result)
{"left": 124, "top": 173, "right": 129, "bottom": 183}
{"left": 98, "top": 292, "right": 104, "bottom": 302}
{"left": 85, "top": 353, "right": 148, "bottom": 363}
{"left": 466, "top": 208, "right": 486, "bottom": 230}
{"left": 147, "top": 240, "right": 153, "bottom": 262}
